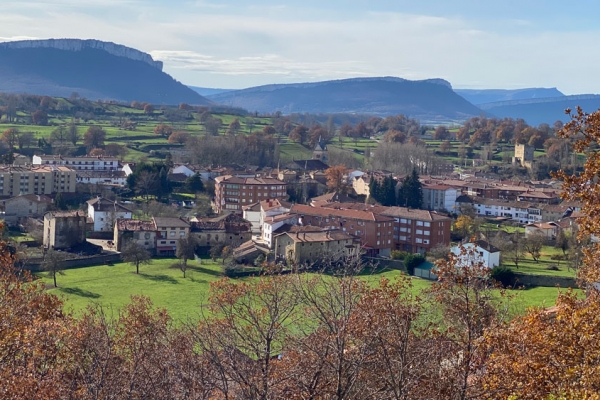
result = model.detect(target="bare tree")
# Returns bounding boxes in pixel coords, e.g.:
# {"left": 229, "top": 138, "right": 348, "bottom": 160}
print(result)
{"left": 135, "top": 171, "right": 158, "bottom": 199}
{"left": 522, "top": 232, "right": 545, "bottom": 262}
{"left": 43, "top": 248, "right": 67, "bottom": 288}
{"left": 121, "top": 241, "right": 152, "bottom": 274}
{"left": 176, "top": 235, "right": 198, "bottom": 278}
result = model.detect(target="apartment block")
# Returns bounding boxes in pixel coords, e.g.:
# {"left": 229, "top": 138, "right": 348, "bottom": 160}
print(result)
{"left": 0, "top": 166, "right": 77, "bottom": 197}
{"left": 214, "top": 175, "right": 287, "bottom": 214}
{"left": 33, "top": 155, "right": 120, "bottom": 171}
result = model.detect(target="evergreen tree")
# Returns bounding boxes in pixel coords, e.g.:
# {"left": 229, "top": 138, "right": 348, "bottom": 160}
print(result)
{"left": 368, "top": 177, "right": 380, "bottom": 203}
{"left": 185, "top": 173, "right": 204, "bottom": 193}
{"left": 398, "top": 169, "right": 423, "bottom": 209}
{"left": 54, "top": 192, "right": 67, "bottom": 210}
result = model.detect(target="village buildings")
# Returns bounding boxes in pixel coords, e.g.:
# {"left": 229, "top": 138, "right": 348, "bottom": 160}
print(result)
{"left": 214, "top": 175, "right": 287, "bottom": 214}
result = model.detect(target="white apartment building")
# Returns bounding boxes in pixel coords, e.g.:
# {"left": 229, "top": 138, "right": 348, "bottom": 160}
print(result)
{"left": 456, "top": 197, "right": 543, "bottom": 224}
{"left": 33, "top": 155, "right": 120, "bottom": 171}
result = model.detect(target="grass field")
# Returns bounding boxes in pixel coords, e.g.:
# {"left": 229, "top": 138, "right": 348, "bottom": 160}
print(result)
{"left": 502, "top": 245, "right": 576, "bottom": 277}
{"left": 38, "top": 257, "right": 580, "bottom": 323}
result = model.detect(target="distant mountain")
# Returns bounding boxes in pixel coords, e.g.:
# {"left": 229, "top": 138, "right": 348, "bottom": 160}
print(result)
{"left": 479, "top": 95, "right": 600, "bottom": 125}
{"left": 188, "top": 86, "right": 233, "bottom": 97}
{"left": 455, "top": 88, "right": 564, "bottom": 105}
{"left": 207, "top": 77, "right": 483, "bottom": 122}
{"left": 0, "top": 39, "right": 211, "bottom": 105}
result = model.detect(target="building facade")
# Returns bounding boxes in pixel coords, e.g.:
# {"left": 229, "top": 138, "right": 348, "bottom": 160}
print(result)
{"left": 0, "top": 166, "right": 77, "bottom": 197}
{"left": 214, "top": 175, "right": 287, "bottom": 214}
{"left": 43, "top": 211, "right": 87, "bottom": 249}
{"left": 274, "top": 229, "right": 358, "bottom": 264}
{"left": 87, "top": 197, "right": 133, "bottom": 232}
{"left": 4, "top": 194, "right": 53, "bottom": 225}
{"left": 33, "top": 155, "right": 120, "bottom": 171}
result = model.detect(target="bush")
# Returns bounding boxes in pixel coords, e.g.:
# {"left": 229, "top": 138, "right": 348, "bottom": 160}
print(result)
{"left": 491, "top": 266, "right": 516, "bottom": 288}
{"left": 390, "top": 250, "right": 410, "bottom": 260}
{"left": 222, "top": 257, "right": 239, "bottom": 277}
{"left": 403, "top": 254, "right": 425, "bottom": 275}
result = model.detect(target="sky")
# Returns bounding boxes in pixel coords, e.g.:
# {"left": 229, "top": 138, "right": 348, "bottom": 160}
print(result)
{"left": 1, "top": 0, "right": 600, "bottom": 94}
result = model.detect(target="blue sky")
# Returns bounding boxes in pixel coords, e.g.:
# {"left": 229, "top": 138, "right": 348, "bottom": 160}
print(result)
{"left": 1, "top": 0, "right": 599, "bottom": 93}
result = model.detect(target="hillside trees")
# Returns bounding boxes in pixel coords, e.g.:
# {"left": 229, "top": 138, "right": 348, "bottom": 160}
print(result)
{"left": 83, "top": 126, "right": 106, "bottom": 150}
{"left": 154, "top": 123, "right": 174, "bottom": 137}
{"left": 289, "top": 124, "right": 308, "bottom": 144}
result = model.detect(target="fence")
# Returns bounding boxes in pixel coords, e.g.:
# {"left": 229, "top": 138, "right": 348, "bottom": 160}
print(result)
{"left": 362, "top": 257, "right": 406, "bottom": 272}
{"left": 414, "top": 267, "right": 438, "bottom": 281}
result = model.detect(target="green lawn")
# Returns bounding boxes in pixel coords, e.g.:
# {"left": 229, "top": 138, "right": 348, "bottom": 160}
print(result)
{"left": 503, "top": 245, "right": 575, "bottom": 277}
{"left": 38, "top": 258, "right": 577, "bottom": 323}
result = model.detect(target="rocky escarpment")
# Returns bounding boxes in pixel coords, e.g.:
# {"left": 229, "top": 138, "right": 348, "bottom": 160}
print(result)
{"left": 0, "top": 39, "right": 163, "bottom": 70}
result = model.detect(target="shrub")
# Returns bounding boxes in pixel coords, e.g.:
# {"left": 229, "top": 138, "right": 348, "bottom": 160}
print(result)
{"left": 403, "top": 254, "right": 425, "bottom": 275}
{"left": 491, "top": 266, "right": 516, "bottom": 288}
{"left": 391, "top": 250, "right": 410, "bottom": 260}
{"left": 222, "top": 257, "right": 239, "bottom": 277}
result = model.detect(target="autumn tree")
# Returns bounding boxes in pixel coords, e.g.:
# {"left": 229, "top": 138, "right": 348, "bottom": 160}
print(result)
{"left": 383, "top": 130, "right": 407, "bottom": 143}
{"left": 83, "top": 126, "right": 106, "bottom": 150}
{"left": 43, "top": 248, "right": 67, "bottom": 288}
{"left": 227, "top": 118, "right": 241, "bottom": 135}
{"left": 2, "top": 127, "right": 19, "bottom": 149}
{"left": 143, "top": 103, "right": 155, "bottom": 114}
{"left": 154, "top": 123, "right": 173, "bottom": 137}
{"left": 31, "top": 109, "right": 48, "bottom": 126}
{"left": 89, "top": 147, "right": 104, "bottom": 156}
{"left": 289, "top": 124, "right": 308, "bottom": 144}
{"left": 104, "top": 143, "right": 128, "bottom": 159}
{"left": 439, "top": 140, "right": 451, "bottom": 154}
{"left": 433, "top": 126, "right": 451, "bottom": 140}
{"left": 204, "top": 117, "right": 223, "bottom": 136}
{"left": 454, "top": 215, "right": 475, "bottom": 238}
{"left": 168, "top": 131, "right": 191, "bottom": 144}
{"left": 325, "top": 165, "right": 349, "bottom": 194}
{"left": 121, "top": 240, "right": 152, "bottom": 274}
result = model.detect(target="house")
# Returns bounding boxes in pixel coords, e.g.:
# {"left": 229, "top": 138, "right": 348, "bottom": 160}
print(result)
{"left": 4, "top": 194, "right": 53, "bottom": 225}
{"left": 191, "top": 213, "right": 252, "bottom": 252}
{"left": 259, "top": 198, "right": 292, "bottom": 228}
{"left": 153, "top": 217, "right": 191, "bottom": 255}
{"left": 87, "top": 197, "right": 133, "bottom": 232}
{"left": 77, "top": 170, "right": 128, "bottom": 186}
{"left": 310, "top": 191, "right": 355, "bottom": 207}
{"left": 43, "top": 210, "right": 87, "bottom": 249}
{"left": 262, "top": 213, "right": 299, "bottom": 248}
{"left": 114, "top": 219, "right": 157, "bottom": 252}
{"left": 451, "top": 240, "right": 501, "bottom": 269}
{"left": 525, "top": 222, "right": 558, "bottom": 239}
{"left": 242, "top": 202, "right": 262, "bottom": 234}
{"left": 274, "top": 228, "right": 359, "bottom": 264}
{"left": 456, "top": 196, "right": 543, "bottom": 224}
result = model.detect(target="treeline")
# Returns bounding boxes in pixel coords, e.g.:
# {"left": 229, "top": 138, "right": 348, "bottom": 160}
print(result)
{"left": 187, "top": 132, "right": 279, "bottom": 168}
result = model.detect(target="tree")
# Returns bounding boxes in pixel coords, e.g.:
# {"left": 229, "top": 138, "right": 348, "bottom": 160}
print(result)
{"left": 522, "top": 232, "right": 545, "bottom": 262}
{"left": 289, "top": 125, "right": 308, "bottom": 144}
{"left": 104, "top": 143, "right": 128, "bottom": 159}
{"left": 154, "top": 123, "right": 173, "bottom": 137}
{"left": 167, "top": 131, "right": 191, "bottom": 144}
{"left": 454, "top": 215, "right": 474, "bottom": 238}
{"left": 505, "top": 234, "right": 525, "bottom": 269}
{"left": 50, "top": 126, "right": 68, "bottom": 145}
{"left": 67, "top": 123, "right": 80, "bottom": 146}
{"left": 433, "top": 126, "right": 451, "bottom": 140}
{"left": 17, "top": 131, "right": 34, "bottom": 150}
{"left": 176, "top": 236, "right": 197, "bottom": 278}
{"left": 204, "top": 117, "right": 223, "bottom": 136}
{"left": 246, "top": 118, "right": 256, "bottom": 133}
{"left": 32, "top": 110, "right": 48, "bottom": 126}
{"left": 397, "top": 169, "right": 423, "bottom": 209}
{"left": 325, "top": 165, "right": 348, "bottom": 194}
{"left": 383, "top": 130, "right": 407, "bottom": 143}
{"left": 121, "top": 241, "right": 152, "bottom": 274}
{"left": 135, "top": 171, "right": 158, "bottom": 199}
{"left": 2, "top": 128, "right": 19, "bottom": 149}
{"left": 83, "top": 126, "right": 106, "bottom": 150}
{"left": 185, "top": 173, "right": 204, "bottom": 193}
{"left": 89, "top": 148, "right": 104, "bottom": 156}
{"left": 43, "top": 248, "right": 67, "bottom": 288}
{"left": 143, "top": 103, "right": 155, "bottom": 115}
{"left": 227, "top": 118, "right": 241, "bottom": 135}
{"left": 555, "top": 229, "right": 570, "bottom": 256}
{"left": 439, "top": 140, "right": 452, "bottom": 154}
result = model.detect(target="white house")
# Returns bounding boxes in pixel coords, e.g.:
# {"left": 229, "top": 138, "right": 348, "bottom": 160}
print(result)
{"left": 262, "top": 213, "right": 298, "bottom": 248}
{"left": 77, "top": 170, "right": 127, "bottom": 186}
{"left": 451, "top": 240, "right": 501, "bottom": 269}
{"left": 259, "top": 198, "right": 292, "bottom": 228}
{"left": 456, "top": 197, "right": 543, "bottom": 224}
{"left": 33, "top": 155, "right": 120, "bottom": 171}
{"left": 87, "top": 197, "right": 133, "bottom": 232}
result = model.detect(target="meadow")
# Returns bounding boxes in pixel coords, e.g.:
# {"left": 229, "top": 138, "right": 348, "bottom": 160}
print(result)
{"left": 39, "top": 257, "right": 579, "bottom": 323}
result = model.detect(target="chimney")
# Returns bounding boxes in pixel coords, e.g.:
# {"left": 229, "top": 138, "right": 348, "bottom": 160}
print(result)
{"left": 303, "top": 232, "right": 306, "bottom": 240}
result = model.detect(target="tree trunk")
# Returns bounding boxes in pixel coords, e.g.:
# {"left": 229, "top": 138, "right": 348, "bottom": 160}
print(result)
{"left": 136, "top": 263, "right": 139, "bottom": 274}
{"left": 53, "top": 272, "right": 57, "bottom": 288}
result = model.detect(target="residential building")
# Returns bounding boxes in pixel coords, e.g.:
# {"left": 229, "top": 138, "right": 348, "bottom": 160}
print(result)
{"left": 259, "top": 198, "right": 292, "bottom": 228}
{"left": 381, "top": 207, "right": 452, "bottom": 254}
{"left": 77, "top": 170, "right": 127, "bottom": 186}
{"left": 289, "top": 203, "right": 395, "bottom": 256}
{"left": 33, "top": 155, "right": 120, "bottom": 171}
{"left": 517, "top": 191, "right": 560, "bottom": 204}
{"left": 539, "top": 202, "right": 582, "bottom": 222}
{"left": 214, "top": 175, "right": 287, "bottom": 214}
{"left": 422, "top": 184, "right": 460, "bottom": 212}
{"left": 262, "top": 213, "right": 298, "bottom": 248}
{"left": 456, "top": 197, "right": 543, "bottom": 224}
{"left": 153, "top": 217, "right": 190, "bottom": 256}
{"left": 191, "top": 213, "right": 253, "bottom": 251}
{"left": 352, "top": 171, "right": 394, "bottom": 197}
{"left": 451, "top": 240, "right": 501, "bottom": 269}
{"left": 274, "top": 228, "right": 359, "bottom": 264}
{"left": 0, "top": 166, "right": 77, "bottom": 197}
{"left": 242, "top": 202, "right": 262, "bottom": 234}
{"left": 4, "top": 194, "right": 53, "bottom": 225}
{"left": 525, "top": 222, "right": 558, "bottom": 239}
{"left": 114, "top": 219, "right": 157, "bottom": 252}
{"left": 43, "top": 210, "right": 87, "bottom": 249}
{"left": 87, "top": 197, "right": 133, "bottom": 232}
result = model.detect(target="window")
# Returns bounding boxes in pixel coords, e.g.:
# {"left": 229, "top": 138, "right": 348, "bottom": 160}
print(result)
{"left": 416, "top": 229, "right": 423, "bottom": 235}
{"left": 424, "top": 231, "right": 430, "bottom": 236}
{"left": 423, "top": 239, "right": 430, "bottom": 244}
{"left": 416, "top": 238, "right": 423, "bottom": 244}
{"left": 424, "top": 222, "right": 431, "bottom": 227}
{"left": 179, "top": 232, "right": 185, "bottom": 237}
{"left": 161, "top": 241, "right": 166, "bottom": 244}
{"left": 144, "top": 233, "right": 150, "bottom": 240}
{"left": 170, "top": 231, "right": 175, "bottom": 237}
{"left": 377, "top": 241, "right": 380, "bottom": 245}
{"left": 400, "top": 218, "right": 407, "bottom": 223}
{"left": 170, "top": 241, "right": 175, "bottom": 244}
{"left": 400, "top": 227, "right": 407, "bottom": 232}
{"left": 416, "top": 221, "right": 423, "bottom": 226}
{"left": 399, "top": 235, "right": 407, "bottom": 241}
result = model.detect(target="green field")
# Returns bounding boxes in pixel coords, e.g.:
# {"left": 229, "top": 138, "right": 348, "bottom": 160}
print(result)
{"left": 38, "top": 258, "right": 579, "bottom": 322}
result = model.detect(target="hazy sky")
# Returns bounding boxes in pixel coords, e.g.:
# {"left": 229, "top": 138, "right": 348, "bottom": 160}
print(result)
{"left": 1, "top": 0, "right": 599, "bottom": 93}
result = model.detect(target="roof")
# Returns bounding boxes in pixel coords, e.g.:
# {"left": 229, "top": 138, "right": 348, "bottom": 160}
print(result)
{"left": 310, "top": 191, "right": 355, "bottom": 204}
{"left": 263, "top": 213, "right": 297, "bottom": 225}
{"left": 167, "top": 173, "right": 188, "bottom": 182}
{"left": 45, "top": 210, "right": 86, "bottom": 218}
{"left": 5, "top": 194, "right": 53, "bottom": 205}
{"left": 116, "top": 219, "right": 156, "bottom": 231}
{"left": 36, "top": 155, "right": 119, "bottom": 162}
{"left": 215, "top": 175, "right": 286, "bottom": 185}
{"left": 152, "top": 217, "right": 190, "bottom": 228}
{"left": 473, "top": 240, "right": 501, "bottom": 253}
{"left": 87, "top": 197, "right": 132, "bottom": 213}
{"left": 290, "top": 204, "right": 394, "bottom": 222}
{"left": 526, "top": 222, "right": 557, "bottom": 230}
{"left": 284, "top": 229, "right": 355, "bottom": 243}
{"left": 260, "top": 198, "right": 291, "bottom": 212}
{"left": 381, "top": 207, "right": 451, "bottom": 222}
{"left": 287, "top": 159, "right": 330, "bottom": 171}
{"left": 242, "top": 202, "right": 261, "bottom": 212}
